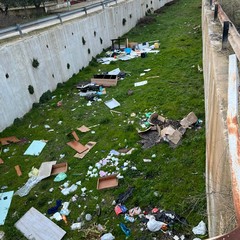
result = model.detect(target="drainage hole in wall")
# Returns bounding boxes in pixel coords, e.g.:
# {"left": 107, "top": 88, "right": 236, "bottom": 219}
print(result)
{"left": 88, "top": 48, "right": 91, "bottom": 54}
{"left": 94, "top": 31, "right": 96, "bottom": 37}
{"left": 5, "top": 73, "right": 9, "bottom": 78}
{"left": 28, "top": 85, "right": 34, "bottom": 95}
{"left": 67, "top": 63, "right": 70, "bottom": 69}
{"left": 52, "top": 74, "right": 55, "bottom": 78}
{"left": 82, "top": 37, "right": 86, "bottom": 45}
{"left": 100, "top": 37, "right": 103, "bottom": 44}
{"left": 122, "top": 18, "right": 126, "bottom": 26}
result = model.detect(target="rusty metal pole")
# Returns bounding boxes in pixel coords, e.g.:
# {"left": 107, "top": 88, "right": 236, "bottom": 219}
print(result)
{"left": 227, "top": 54, "right": 240, "bottom": 225}
{"left": 222, "top": 21, "right": 229, "bottom": 50}
{"left": 210, "top": 0, "right": 212, "bottom": 7}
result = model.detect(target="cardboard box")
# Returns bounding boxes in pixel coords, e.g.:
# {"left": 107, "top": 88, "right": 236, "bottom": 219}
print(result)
{"left": 51, "top": 163, "right": 68, "bottom": 175}
{"left": 91, "top": 74, "right": 118, "bottom": 87}
{"left": 97, "top": 175, "right": 118, "bottom": 190}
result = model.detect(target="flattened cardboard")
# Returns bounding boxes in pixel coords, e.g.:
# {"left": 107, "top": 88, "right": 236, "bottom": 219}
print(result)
{"left": 24, "top": 140, "right": 47, "bottom": 156}
{"left": 97, "top": 175, "right": 118, "bottom": 190}
{"left": 0, "top": 191, "right": 14, "bottom": 225}
{"left": 38, "top": 161, "right": 57, "bottom": 179}
{"left": 0, "top": 158, "right": 4, "bottom": 164}
{"left": 0, "top": 136, "right": 20, "bottom": 145}
{"left": 51, "top": 163, "right": 68, "bottom": 175}
{"left": 15, "top": 165, "right": 22, "bottom": 176}
{"left": 161, "top": 126, "right": 175, "bottom": 137}
{"left": 15, "top": 207, "right": 66, "bottom": 240}
{"left": 180, "top": 112, "right": 198, "bottom": 128}
{"left": 67, "top": 141, "right": 88, "bottom": 154}
{"left": 74, "top": 141, "right": 97, "bottom": 159}
{"left": 77, "top": 125, "right": 90, "bottom": 133}
{"left": 167, "top": 130, "right": 182, "bottom": 145}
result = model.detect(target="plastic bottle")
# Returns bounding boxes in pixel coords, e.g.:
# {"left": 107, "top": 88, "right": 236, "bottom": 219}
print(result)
{"left": 119, "top": 222, "right": 131, "bottom": 237}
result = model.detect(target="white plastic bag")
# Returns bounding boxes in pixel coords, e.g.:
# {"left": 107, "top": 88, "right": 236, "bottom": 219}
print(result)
{"left": 192, "top": 221, "right": 207, "bottom": 235}
{"left": 101, "top": 233, "right": 115, "bottom": 240}
{"left": 147, "top": 216, "right": 165, "bottom": 232}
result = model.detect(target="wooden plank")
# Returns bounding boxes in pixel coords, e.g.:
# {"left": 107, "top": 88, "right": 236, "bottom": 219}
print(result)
{"left": 15, "top": 207, "right": 66, "bottom": 240}
{"left": 74, "top": 141, "right": 97, "bottom": 159}
{"left": 15, "top": 165, "right": 22, "bottom": 176}
{"left": 67, "top": 141, "right": 88, "bottom": 153}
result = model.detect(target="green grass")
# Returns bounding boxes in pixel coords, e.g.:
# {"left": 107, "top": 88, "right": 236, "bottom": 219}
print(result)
{"left": 0, "top": 0, "right": 206, "bottom": 239}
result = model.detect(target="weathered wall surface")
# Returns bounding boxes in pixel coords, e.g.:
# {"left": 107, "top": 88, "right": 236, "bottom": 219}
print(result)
{"left": 0, "top": 0, "right": 172, "bottom": 132}
{"left": 202, "top": 0, "right": 237, "bottom": 237}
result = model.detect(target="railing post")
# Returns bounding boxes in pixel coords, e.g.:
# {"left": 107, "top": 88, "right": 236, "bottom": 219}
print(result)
{"left": 84, "top": 7, "right": 87, "bottom": 14}
{"left": 16, "top": 24, "right": 23, "bottom": 36}
{"left": 210, "top": 0, "right": 212, "bottom": 7}
{"left": 214, "top": 3, "right": 218, "bottom": 21}
{"left": 101, "top": 2, "right": 105, "bottom": 9}
{"left": 57, "top": 14, "right": 62, "bottom": 24}
{"left": 222, "top": 21, "right": 229, "bottom": 50}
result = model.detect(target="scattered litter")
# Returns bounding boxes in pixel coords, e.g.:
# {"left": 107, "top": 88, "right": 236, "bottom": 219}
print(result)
{"left": 104, "top": 98, "right": 121, "bottom": 109}
{"left": 147, "top": 215, "right": 167, "bottom": 232}
{"left": 61, "top": 184, "right": 78, "bottom": 195}
{"left": 101, "top": 233, "right": 115, "bottom": 240}
{"left": 28, "top": 167, "right": 39, "bottom": 177}
{"left": 108, "top": 68, "right": 121, "bottom": 75}
{"left": 143, "top": 159, "right": 152, "bottom": 163}
{"left": 85, "top": 213, "right": 92, "bottom": 221}
{"left": 3, "top": 148, "right": 9, "bottom": 153}
{"left": 54, "top": 173, "right": 67, "bottom": 182}
{"left": 15, "top": 207, "right": 66, "bottom": 240}
{"left": 192, "top": 220, "right": 207, "bottom": 235}
{"left": 140, "top": 73, "right": 145, "bottom": 76}
{"left": 24, "top": 140, "right": 47, "bottom": 156}
{"left": 144, "top": 69, "right": 151, "bottom": 72}
{"left": 47, "top": 200, "right": 62, "bottom": 214}
{"left": 138, "top": 112, "right": 201, "bottom": 148}
{"left": 0, "top": 191, "right": 14, "bottom": 225}
{"left": 0, "top": 158, "right": 4, "bottom": 164}
{"left": 71, "top": 222, "right": 82, "bottom": 230}
{"left": 15, "top": 176, "right": 44, "bottom": 197}
{"left": 50, "top": 212, "right": 62, "bottom": 221}
{"left": 134, "top": 80, "right": 148, "bottom": 87}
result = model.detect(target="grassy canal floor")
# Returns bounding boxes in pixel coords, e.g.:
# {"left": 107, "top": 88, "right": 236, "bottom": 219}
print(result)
{"left": 0, "top": 0, "right": 206, "bottom": 239}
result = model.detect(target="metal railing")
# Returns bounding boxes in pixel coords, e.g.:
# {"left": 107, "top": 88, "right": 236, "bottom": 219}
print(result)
{"left": 210, "top": 1, "right": 240, "bottom": 60}
{"left": 0, "top": 0, "right": 118, "bottom": 38}
{"left": 208, "top": 1, "right": 240, "bottom": 239}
